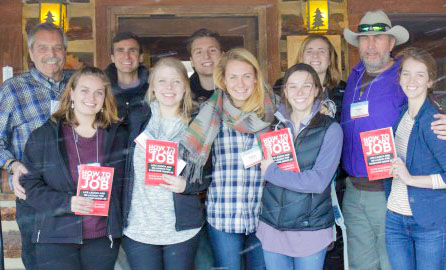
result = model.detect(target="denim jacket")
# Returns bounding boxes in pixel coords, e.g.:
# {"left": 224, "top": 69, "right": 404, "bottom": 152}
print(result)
{"left": 385, "top": 98, "right": 446, "bottom": 228}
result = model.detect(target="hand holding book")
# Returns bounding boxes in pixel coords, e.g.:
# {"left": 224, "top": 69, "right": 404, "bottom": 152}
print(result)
{"left": 75, "top": 165, "right": 114, "bottom": 216}
{"left": 260, "top": 147, "right": 274, "bottom": 176}
{"left": 390, "top": 157, "right": 412, "bottom": 184}
{"left": 71, "top": 196, "right": 94, "bottom": 215}
{"left": 160, "top": 174, "right": 186, "bottom": 193}
{"left": 259, "top": 128, "right": 300, "bottom": 173}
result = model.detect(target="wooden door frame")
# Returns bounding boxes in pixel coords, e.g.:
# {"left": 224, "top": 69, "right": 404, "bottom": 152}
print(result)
{"left": 106, "top": 5, "right": 270, "bottom": 80}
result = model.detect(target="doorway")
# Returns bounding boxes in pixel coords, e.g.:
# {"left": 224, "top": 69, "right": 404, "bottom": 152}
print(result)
{"left": 389, "top": 13, "right": 446, "bottom": 94}
{"left": 107, "top": 5, "right": 271, "bottom": 80}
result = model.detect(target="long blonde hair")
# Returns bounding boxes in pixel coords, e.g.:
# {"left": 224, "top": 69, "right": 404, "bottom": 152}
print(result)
{"left": 296, "top": 35, "right": 341, "bottom": 89}
{"left": 51, "top": 66, "right": 119, "bottom": 128}
{"left": 213, "top": 48, "right": 267, "bottom": 117}
{"left": 146, "top": 57, "right": 194, "bottom": 122}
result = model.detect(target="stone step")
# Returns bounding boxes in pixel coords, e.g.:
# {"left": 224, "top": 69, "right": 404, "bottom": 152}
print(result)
{"left": 0, "top": 201, "right": 16, "bottom": 208}
{"left": 2, "top": 221, "right": 19, "bottom": 232}
{"left": 4, "top": 258, "right": 24, "bottom": 270}
{"left": 1, "top": 208, "right": 16, "bottom": 223}
{"left": 3, "top": 231, "right": 21, "bottom": 259}
{"left": 1, "top": 173, "right": 22, "bottom": 269}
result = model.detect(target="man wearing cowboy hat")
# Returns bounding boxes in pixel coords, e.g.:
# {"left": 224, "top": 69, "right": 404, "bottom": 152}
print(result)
{"left": 340, "top": 10, "right": 446, "bottom": 270}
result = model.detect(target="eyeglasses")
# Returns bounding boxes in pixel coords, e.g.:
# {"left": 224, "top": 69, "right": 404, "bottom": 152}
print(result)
{"left": 358, "top": 23, "right": 391, "bottom": 33}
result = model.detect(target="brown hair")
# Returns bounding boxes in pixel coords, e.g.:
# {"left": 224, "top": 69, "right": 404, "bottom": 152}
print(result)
{"left": 396, "top": 47, "right": 444, "bottom": 113}
{"left": 213, "top": 48, "right": 268, "bottom": 117}
{"left": 146, "top": 57, "right": 195, "bottom": 122}
{"left": 186, "top": 28, "right": 222, "bottom": 55}
{"left": 296, "top": 34, "right": 341, "bottom": 89}
{"left": 397, "top": 47, "right": 437, "bottom": 93}
{"left": 51, "top": 66, "right": 119, "bottom": 128}
{"left": 111, "top": 31, "right": 143, "bottom": 54}
{"left": 281, "top": 63, "right": 324, "bottom": 113}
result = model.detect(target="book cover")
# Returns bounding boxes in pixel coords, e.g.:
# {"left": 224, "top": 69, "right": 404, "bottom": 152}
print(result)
{"left": 145, "top": 140, "right": 178, "bottom": 186}
{"left": 360, "top": 127, "right": 397, "bottom": 180}
{"left": 259, "top": 128, "right": 300, "bottom": 172}
{"left": 76, "top": 165, "right": 114, "bottom": 216}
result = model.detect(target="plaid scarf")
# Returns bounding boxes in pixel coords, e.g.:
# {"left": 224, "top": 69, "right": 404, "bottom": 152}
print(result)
{"left": 180, "top": 89, "right": 276, "bottom": 183}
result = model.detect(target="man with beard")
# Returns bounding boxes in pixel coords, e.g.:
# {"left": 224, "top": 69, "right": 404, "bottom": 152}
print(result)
{"left": 105, "top": 32, "right": 149, "bottom": 124}
{"left": 0, "top": 23, "right": 70, "bottom": 269}
{"left": 341, "top": 10, "right": 446, "bottom": 270}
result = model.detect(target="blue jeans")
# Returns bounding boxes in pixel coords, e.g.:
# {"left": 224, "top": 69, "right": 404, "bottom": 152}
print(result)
{"left": 194, "top": 224, "right": 215, "bottom": 270}
{"left": 122, "top": 233, "right": 200, "bottom": 270}
{"left": 208, "top": 223, "right": 265, "bottom": 270}
{"left": 385, "top": 210, "right": 446, "bottom": 270}
{"left": 16, "top": 200, "right": 36, "bottom": 270}
{"left": 342, "top": 178, "right": 390, "bottom": 270}
{"left": 263, "top": 248, "right": 327, "bottom": 270}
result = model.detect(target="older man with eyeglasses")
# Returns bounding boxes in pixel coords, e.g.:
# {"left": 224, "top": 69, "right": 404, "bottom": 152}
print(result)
{"left": 340, "top": 10, "right": 446, "bottom": 270}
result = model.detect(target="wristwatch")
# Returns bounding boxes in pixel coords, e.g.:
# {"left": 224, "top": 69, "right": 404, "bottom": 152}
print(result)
{"left": 5, "top": 160, "right": 17, "bottom": 175}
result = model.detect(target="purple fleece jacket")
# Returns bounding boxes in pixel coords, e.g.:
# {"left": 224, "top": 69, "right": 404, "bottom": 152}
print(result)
{"left": 340, "top": 59, "right": 407, "bottom": 178}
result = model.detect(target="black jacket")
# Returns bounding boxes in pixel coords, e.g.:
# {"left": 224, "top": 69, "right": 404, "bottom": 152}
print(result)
{"left": 260, "top": 114, "right": 335, "bottom": 231}
{"left": 20, "top": 119, "right": 128, "bottom": 244}
{"left": 123, "top": 104, "right": 210, "bottom": 231}
{"left": 189, "top": 72, "right": 215, "bottom": 103}
{"left": 326, "top": 81, "right": 346, "bottom": 122}
{"left": 105, "top": 64, "right": 149, "bottom": 123}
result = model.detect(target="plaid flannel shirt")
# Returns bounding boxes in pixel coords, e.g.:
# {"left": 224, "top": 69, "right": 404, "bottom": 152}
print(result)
{"left": 0, "top": 68, "right": 70, "bottom": 174}
{"left": 207, "top": 121, "right": 264, "bottom": 234}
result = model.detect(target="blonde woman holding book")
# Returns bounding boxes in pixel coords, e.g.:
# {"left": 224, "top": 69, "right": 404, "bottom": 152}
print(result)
{"left": 121, "top": 57, "right": 205, "bottom": 270}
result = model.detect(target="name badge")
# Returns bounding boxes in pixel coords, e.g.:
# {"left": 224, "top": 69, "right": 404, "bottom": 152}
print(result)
{"left": 350, "top": 101, "right": 369, "bottom": 119}
{"left": 50, "top": 100, "right": 60, "bottom": 115}
{"left": 240, "top": 146, "right": 263, "bottom": 169}
{"left": 78, "top": 163, "right": 100, "bottom": 173}
{"left": 177, "top": 159, "right": 186, "bottom": 176}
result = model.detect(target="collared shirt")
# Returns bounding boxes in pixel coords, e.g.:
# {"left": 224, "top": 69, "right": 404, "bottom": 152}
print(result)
{"left": 0, "top": 68, "right": 70, "bottom": 170}
{"left": 206, "top": 121, "right": 264, "bottom": 234}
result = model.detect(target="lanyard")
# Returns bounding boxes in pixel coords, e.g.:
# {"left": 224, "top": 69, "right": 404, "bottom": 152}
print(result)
{"left": 71, "top": 127, "right": 99, "bottom": 166}
{"left": 351, "top": 70, "right": 377, "bottom": 103}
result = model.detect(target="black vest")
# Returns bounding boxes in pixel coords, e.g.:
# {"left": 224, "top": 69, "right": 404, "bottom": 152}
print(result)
{"left": 260, "top": 114, "right": 335, "bottom": 231}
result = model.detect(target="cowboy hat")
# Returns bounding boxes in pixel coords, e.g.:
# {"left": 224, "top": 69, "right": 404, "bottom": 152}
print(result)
{"left": 343, "top": 10, "right": 409, "bottom": 47}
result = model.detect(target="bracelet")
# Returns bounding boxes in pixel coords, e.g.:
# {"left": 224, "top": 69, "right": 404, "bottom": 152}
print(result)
{"left": 6, "top": 159, "right": 18, "bottom": 175}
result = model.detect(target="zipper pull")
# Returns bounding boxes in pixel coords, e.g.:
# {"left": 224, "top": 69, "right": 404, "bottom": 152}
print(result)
{"left": 37, "top": 230, "right": 41, "bottom": 242}
{"left": 109, "top": 234, "right": 113, "bottom": 248}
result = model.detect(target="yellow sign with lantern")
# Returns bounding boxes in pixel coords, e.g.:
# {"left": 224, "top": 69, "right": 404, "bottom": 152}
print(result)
{"left": 305, "top": 0, "right": 329, "bottom": 33}
{"left": 39, "top": 1, "right": 68, "bottom": 31}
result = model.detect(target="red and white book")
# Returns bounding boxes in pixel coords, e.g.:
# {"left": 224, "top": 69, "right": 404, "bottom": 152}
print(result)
{"left": 360, "top": 127, "right": 397, "bottom": 181}
{"left": 76, "top": 165, "right": 114, "bottom": 216}
{"left": 259, "top": 128, "right": 300, "bottom": 172}
{"left": 145, "top": 140, "right": 178, "bottom": 186}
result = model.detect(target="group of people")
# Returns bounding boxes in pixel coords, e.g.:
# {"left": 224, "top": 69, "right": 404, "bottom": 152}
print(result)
{"left": 1, "top": 8, "right": 446, "bottom": 270}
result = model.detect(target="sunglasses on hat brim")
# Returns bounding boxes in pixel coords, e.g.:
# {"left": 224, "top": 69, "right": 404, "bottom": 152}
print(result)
{"left": 357, "top": 23, "right": 391, "bottom": 33}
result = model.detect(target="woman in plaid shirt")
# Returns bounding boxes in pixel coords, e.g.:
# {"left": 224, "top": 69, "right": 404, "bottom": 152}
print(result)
{"left": 180, "top": 48, "right": 276, "bottom": 269}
